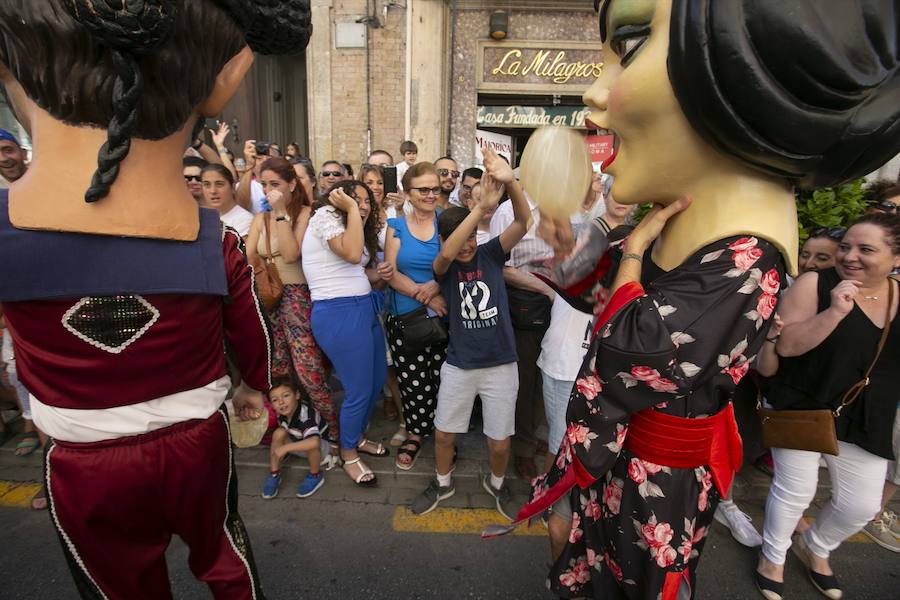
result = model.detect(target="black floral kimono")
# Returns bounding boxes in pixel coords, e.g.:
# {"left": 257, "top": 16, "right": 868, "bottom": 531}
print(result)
{"left": 529, "top": 236, "right": 784, "bottom": 599}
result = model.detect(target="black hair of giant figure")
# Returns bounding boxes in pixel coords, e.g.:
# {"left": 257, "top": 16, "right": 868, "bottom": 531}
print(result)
{"left": 0, "top": 1, "right": 312, "bottom": 203}
{"left": 596, "top": 0, "right": 900, "bottom": 189}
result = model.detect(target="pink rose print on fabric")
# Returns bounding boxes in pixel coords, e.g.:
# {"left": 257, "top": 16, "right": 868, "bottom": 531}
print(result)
{"left": 647, "top": 377, "right": 678, "bottom": 393}
{"left": 559, "top": 557, "right": 591, "bottom": 588}
{"left": 603, "top": 477, "right": 623, "bottom": 515}
{"left": 576, "top": 375, "right": 602, "bottom": 401}
{"left": 582, "top": 497, "right": 602, "bottom": 521}
{"left": 568, "top": 512, "right": 583, "bottom": 544}
{"left": 719, "top": 338, "right": 754, "bottom": 384}
{"left": 679, "top": 517, "right": 707, "bottom": 562}
{"left": 695, "top": 467, "right": 713, "bottom": 512}
{"left": 733, "top": 247, "right": 764, "bottom": 271}
{"left": 634, "top": 515, "right": 678, "bottom": 568}
{"left": 604, "top": 552, "right": 624, "bottom": 582}
{"left": 628, "top": 458, "right": 648, "bottom": 484}
{"left": 654, "top": 544, "right": 678, "bottom": 568}
{"left": 567, "top": 422, "right": 599, "bottom": 451}
{"left": 759, "top": 268, "right": 781, "bottom": 295}
{"left": 631, "top": 366, "right": 661, "bottom": 382}
{"left": 604, "top": 423, "right": 628, "bottom": 453}
{"left": 756, "top": 292, "right": 777, "bottom": 320}
{"left": 723, "top": 360, "right": 750, "bottom": 385}
{"left": 728, "top": 237, "right": 758, "bottom": 252}
{"left": 617, "top": 366, "right": 679, "bottom": 394}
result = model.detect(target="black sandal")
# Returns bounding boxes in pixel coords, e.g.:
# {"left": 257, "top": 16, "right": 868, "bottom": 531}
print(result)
{"left": 395, "top": 439, "right": 421, "bottom": 471}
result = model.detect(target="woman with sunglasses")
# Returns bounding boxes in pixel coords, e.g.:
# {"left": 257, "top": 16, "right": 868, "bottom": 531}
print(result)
{"left": 379, "top": 162, "right": 449, "bottom": 471}
{"left": 246, "top": 157, "right": 338, "bottom": 448}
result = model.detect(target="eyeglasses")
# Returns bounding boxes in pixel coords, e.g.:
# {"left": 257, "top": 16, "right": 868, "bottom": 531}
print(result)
{"left": 184, "top": 175, "right": 202, "bottom": 182}
{"left": 436, "top": 168, "right": 460, "bottom": 178}
{"left": 410, "top": 186, "right": 441, "bottom": 196}
{"left": 876, "top": 201, "right": 898, "bottom": 213}
{"left": 321, "top": 170, "right": 343, "bottom": 178}
{"left": 810, "top": 227, "right": 846, "bottom": 240}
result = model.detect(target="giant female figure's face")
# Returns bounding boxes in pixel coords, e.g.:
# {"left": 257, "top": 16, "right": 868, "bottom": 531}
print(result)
{"left": 584, "top": 0, "right": 720, "bottom": 206}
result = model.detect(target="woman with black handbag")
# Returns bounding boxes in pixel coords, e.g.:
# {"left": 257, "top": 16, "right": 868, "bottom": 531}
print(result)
{"left": 757, "top": 214, "right": 900, "bottom": 600}
{"left": 379, "top": 162, "right": 448, "bottom": 471}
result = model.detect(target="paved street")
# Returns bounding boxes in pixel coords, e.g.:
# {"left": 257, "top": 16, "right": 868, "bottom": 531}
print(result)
{"left": 1, "top": 413, "right": 897, "bottom": 599}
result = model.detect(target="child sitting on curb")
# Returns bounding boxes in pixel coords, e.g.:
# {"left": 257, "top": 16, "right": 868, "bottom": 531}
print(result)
{"left": 410, "top": 148, "right": 531, "bottom": 519}
{"left": 262, "top": 377, "right": 328, "bottom": 499}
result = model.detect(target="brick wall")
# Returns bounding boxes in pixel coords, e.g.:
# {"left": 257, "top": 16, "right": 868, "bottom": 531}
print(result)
{"left": 327, "top": 0, "right": 407, "bottom": 172}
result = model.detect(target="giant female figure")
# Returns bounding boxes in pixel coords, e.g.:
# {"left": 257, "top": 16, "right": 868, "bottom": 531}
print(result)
{"left": 508, "top": 1, "right": 900, "bottom": 598}
{"left": 0, "top": 2, "right": 311, "bottom": 598}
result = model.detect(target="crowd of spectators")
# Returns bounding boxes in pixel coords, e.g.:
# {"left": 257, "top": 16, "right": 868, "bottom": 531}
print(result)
{"left": 1, "top": 125, "right": 899, "bottom": 592}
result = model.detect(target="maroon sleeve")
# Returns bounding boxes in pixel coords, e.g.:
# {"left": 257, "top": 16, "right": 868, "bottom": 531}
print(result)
{"left": 222, "top": 226, "right": 272, "bottom": 392}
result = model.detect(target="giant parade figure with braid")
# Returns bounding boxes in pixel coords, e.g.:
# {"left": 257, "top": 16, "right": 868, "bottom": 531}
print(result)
{"left": 0, "top": 2, "right": 311, "bottom": 598}
{"left": 486, "top": 1, "right": 900, "bottom": 600}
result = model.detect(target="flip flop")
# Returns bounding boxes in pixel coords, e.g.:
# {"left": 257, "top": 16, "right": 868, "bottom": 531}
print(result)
{"left": 31, "top": 486, "right": 47, "bottom": 511}
{"left": 357, "top": 439, "right": 389, "bottom": 457}
{"left": 15, "top": 434, "right": 40, "bottom": 457}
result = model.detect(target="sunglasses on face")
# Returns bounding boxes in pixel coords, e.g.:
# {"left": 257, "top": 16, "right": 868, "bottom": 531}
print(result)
{"left": 321, "top": 170, "right": 343, "bottom": 178}
{"left": 436, "top": 168, "right": 460, "bottom": 178}
{"left": 184, "top": 175, "right": 202, "bottom": 183}
{"left": 810, "top": 226, "right": 846, "bottom": 240}
{"left": 877, "top": 201, "right": 898, "bottom": 212}
{"left": 410, "top": 186, "right": 441, "bottom": 197}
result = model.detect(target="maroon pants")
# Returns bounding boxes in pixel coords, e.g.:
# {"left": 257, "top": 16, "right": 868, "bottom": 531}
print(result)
{"left": 45, "top": 408, "right": 264, "bottom": 600}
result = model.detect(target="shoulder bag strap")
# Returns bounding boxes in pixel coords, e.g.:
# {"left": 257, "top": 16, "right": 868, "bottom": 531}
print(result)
{"left": 264, "top": 212, "right": 274, "bottom": 262}
{"left": 836, "top": 279, "right": 894, "bottom": 415}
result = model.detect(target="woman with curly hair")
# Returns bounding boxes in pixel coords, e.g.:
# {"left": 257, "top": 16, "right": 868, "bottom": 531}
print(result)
{"left": 247, "top": 157, "right": 338, "bottom": 444}
{"left": 303, "top": 180, "right": 389, "bottom": 486}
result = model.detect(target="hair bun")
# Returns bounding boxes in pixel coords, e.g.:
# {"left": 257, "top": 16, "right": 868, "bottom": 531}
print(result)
{"left": 64, "top": 0, "right": 177, "bottom": 53}
{"left": 215, "top": 0, "right": 312, "bottom": 56}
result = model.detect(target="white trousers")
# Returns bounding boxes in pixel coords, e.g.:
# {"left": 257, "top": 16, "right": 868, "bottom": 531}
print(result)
{"left": 762, "top": 441, "right": 887, "bottom": 564}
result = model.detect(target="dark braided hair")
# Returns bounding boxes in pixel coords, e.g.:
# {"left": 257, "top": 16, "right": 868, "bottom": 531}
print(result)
{"left": 0, "top": 1, "right": 312, "bottom": 203}
{"left": 64, "top": 1, "right": 177, "bottom": 202}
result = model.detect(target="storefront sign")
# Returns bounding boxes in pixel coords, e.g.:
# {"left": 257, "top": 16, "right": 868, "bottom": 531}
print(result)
{"left": 475, "top": 129, "right": 514, "bottom": 166}
{"left": 586, "top": 134, "right": 615, "bottom": 167}
{"left": 477, "top": 106, "right": 591, "bottom": 129}
{"left": 477, "top": 40, "right": 602, "bottom": 94}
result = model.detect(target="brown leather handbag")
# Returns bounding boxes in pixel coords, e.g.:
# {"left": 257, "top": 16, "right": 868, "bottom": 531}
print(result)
{"left": 250, "top": 214, "right": 283, "bottom": 311}
{"left": 759, "top": 280, "right": 893, "bottom": 456}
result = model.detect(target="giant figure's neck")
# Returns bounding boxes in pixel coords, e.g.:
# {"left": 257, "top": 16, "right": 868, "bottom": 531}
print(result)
{"left": 8, "top": 108, "right": 200, "bottom": 241}
{"left": 650, "top": 168, "right": 799, "bottom": 276}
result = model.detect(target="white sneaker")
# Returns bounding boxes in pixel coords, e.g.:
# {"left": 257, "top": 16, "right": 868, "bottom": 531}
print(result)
{"left": 715, "top": 500, "right": 763, "bottom": 547}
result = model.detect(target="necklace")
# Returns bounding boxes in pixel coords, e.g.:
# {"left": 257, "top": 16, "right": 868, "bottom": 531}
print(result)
{"left": 863, "top": 295, "right": 879, "bottom": 301}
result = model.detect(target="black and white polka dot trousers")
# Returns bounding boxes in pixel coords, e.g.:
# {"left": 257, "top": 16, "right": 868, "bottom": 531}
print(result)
{"left": 385, "top": 313, "right": 447, "bottom": 437}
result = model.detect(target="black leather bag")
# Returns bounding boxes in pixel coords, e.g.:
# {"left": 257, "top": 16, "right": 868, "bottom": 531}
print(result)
{"left": 506, "top": 286, "right": 552, "bottom": 330}
{"left": 395, "top": 307, "right": 447, "bottom": 353}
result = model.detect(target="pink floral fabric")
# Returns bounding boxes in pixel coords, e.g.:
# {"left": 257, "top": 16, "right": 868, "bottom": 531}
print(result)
{"left": 538, "top": 236, "right": 783, "bottom": 599}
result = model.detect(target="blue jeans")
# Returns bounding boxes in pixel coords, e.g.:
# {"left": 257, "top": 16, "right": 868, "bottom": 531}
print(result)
{"left": 311, "top": 293, "right": 387, "bottom": 450}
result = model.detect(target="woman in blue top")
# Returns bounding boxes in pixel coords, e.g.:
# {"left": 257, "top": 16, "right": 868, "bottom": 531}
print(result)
{"left": 381, "top": 162, "right": 448, "bottom": 471}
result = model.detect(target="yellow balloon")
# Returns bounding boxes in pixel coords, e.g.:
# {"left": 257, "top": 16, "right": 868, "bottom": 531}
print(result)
{"left": 519, "top": 127, "right": 593, "bottom": 220}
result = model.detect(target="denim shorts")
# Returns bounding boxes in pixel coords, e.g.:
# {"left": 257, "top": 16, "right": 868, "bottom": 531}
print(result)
{"left": 542, "top": 374, "right": 574, "bottom": 455}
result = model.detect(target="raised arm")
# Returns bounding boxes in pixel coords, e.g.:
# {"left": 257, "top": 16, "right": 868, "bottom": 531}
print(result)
{"left": 325, "top": 188, "right": 365, "bottom": 264}
{"left": 433, "top": 207, "right": 483, "bottom": 276}
{"left": 479, "top": 148, "right": 529, "bottom": 253}
{"left": 775, "top": 272, "right": 853, "bottom": 357}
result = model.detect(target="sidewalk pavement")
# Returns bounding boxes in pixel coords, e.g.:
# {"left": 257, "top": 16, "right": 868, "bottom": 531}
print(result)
{"left": 0, "top": 400, "right": 883, "bottom": 516}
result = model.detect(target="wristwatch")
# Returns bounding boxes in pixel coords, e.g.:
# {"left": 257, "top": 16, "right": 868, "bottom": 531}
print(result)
{"left": 274, "top": 215, "right": 290, "bottom": 223}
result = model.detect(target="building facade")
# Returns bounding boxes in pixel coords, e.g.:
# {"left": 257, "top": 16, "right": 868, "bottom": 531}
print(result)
{"left": 240, "top": 0, "right": 601, "bottom": 172}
